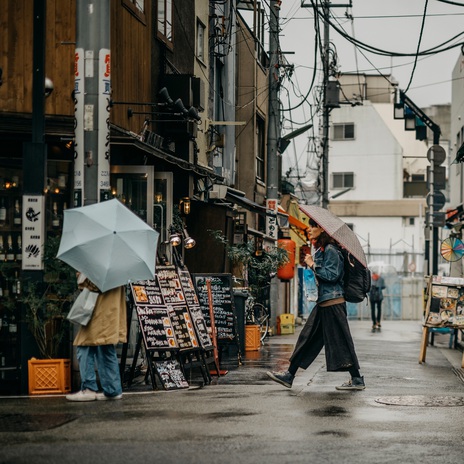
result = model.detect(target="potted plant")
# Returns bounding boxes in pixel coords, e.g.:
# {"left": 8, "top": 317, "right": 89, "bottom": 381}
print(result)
{"left": 209, "top": 230, "right": 289, "bottom": 302}
{"left": 20, "top": 235, "right": 78, "bottom": 394}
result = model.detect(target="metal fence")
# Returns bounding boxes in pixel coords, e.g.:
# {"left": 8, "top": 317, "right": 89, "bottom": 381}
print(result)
{"left": 347, "top": 276, "right": 425, "bottom": 321}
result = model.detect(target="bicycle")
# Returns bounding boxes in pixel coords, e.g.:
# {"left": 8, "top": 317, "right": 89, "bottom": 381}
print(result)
{"left": 245, "top": 294, "right": 270, "bottom": 343}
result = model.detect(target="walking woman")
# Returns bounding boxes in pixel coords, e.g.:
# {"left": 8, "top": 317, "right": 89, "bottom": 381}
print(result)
{"left": 266, "top": 219, "right": 365, "bottom": 391}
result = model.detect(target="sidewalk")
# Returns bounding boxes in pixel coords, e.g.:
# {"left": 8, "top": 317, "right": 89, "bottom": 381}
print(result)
{"left": 1, "top": 320, "right": 464, "bottom": 464}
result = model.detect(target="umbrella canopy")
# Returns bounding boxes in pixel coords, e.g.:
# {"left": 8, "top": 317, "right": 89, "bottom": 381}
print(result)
{"left": 57, "top": 198, "right": 159, "bottom": 292}
{"left": 299, "top": 204, "right": 367, "bottom": 267}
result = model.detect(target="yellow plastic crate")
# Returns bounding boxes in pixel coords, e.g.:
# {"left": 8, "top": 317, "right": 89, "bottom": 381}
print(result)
{"left": 278, "top": 314, "right": 294, "bottom": 325}
{"left": 277, "top": 314, "right": 295, "bottom": 335}
{"left": 280, "top": 324, "right": 295, "bottom": 335}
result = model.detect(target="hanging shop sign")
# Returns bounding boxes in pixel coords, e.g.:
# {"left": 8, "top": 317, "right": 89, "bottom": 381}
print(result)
{"left": 22, "top": 195, "right": 45, "bottom": 270}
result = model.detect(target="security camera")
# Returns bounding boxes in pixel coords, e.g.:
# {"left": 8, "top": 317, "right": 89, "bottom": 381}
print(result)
{"left": 44, "top": 77, "right": 54, "bottom": 97}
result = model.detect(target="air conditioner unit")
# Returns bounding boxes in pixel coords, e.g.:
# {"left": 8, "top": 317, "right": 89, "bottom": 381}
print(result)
{"left": 209, "top": 184, "right": 228, "bottom": 199}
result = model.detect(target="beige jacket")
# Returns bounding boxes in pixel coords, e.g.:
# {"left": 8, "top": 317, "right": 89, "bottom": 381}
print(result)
{"left": 73, "top": 282, "right": 127, "bottom": 346}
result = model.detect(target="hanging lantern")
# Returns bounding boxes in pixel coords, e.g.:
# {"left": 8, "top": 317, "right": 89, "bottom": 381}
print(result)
{"left": 277, "top": 238, "right": 296, "bottom": 280}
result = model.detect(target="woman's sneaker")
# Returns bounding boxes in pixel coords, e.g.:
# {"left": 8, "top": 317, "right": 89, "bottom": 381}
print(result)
{"left": 266, "top": 370, "right": 294, "bottom": 388}
{"left": 335, "top": 376, "right": 366, "bottom": 391}
{"left": 66, "top": 389, "right": 97, "bottom": 402}
{"left": 96, "top": 392, "right": 123, "bottom": 401}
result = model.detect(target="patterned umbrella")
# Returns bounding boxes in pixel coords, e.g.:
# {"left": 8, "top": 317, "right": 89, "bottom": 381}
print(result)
{"left": 299, "top": 204, "right": 367, "bottom": 267}
{"left": 440, "top": 237, "right": 464, "bottom": 262}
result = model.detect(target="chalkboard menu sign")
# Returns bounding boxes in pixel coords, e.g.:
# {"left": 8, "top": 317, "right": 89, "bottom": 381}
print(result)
{"left": 135, "top": 306, "right": 177, "bottom": 350}
{"left": 154, "top": 360, "right": 189, "bottom": 390}
{"left": 178, "top": 269, "right": 213, "bottom": 350}
{"left": 191, "top": 273, "right": 237, "bottom": 342}
{"left": 130, "top": 266, "right": 199, "bottom": 352}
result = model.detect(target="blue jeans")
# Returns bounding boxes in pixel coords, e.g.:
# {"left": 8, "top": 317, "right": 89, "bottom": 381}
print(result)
{"left": 76, "top": 345, "right": 122, "bottom": 397}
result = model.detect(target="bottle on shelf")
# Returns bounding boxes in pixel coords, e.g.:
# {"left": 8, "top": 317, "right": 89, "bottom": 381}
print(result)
{"left": 0, "top": 235, "right": 5, "bottom": 262}
{"left": 13, "top": 199, "right": 21, "bottom": 226}
{"left": 6, "top": 235, "right": 14, "bottom": 262}
{"left": 0, "top": 197, "right": 6, "bottom": 225}
{"left": 2, "top": 275, "right": 9, "bottom": 298}
{"left": 13, "top": 271, "right": 20, "bottom": 297}
{"left": 52, "top": 201, "right": 60, "bottom": 229}
{"left": 15, "top": 235, "right": 22, "bottom": 263}
{"left": 9, "top": 312, "right": 17, "bottom": 334}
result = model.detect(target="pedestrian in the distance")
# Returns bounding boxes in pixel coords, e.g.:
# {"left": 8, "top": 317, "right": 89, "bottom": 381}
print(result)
{"left": 369, "top": 272, "right": 386, "bottom": 331}
{"left": 66, "top": 274, "right": 127, "bottom": 402}
{"left": 266, "top": 219, "right": 365, "bottom": 391}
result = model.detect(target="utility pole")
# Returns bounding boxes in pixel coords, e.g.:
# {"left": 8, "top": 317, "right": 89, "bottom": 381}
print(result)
{"left": 321, "top": 1, "right": 330, "bottom": 208}
{"left": 266, "top": 0, "right": 280, "bottom": 208}
{"left": 75, "top": 0, "right": 111, "bottom": 207}
{"left": 303, "top": 1, "right": 352, "bottom": 208}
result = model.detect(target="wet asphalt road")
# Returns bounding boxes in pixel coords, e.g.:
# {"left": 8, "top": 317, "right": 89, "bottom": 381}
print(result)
{"left": 1, "top": 320, "right": 464, "bottom": 464}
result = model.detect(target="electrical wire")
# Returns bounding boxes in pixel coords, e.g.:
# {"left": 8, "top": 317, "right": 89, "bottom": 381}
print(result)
{"left": 404, "top": 0, "right": 429, "bottom": 93}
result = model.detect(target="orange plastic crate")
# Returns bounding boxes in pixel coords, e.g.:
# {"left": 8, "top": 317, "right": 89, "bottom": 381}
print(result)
{"left": 28, "top": 358, "right": 71, "bottom": 395}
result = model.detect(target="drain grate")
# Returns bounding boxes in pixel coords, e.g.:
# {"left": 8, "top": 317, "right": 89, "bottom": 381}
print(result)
{"left": 0, "top": 413, "right": 78, "bottom": 432}
{"left": 375, "top": 396, "right": 464, "bottom": 407}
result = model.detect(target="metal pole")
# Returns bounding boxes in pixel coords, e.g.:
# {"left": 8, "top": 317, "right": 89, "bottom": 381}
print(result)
{"left": 321, "top": 1, "right": 330, "bottom": 209}
{"left": 76, "top": 0, "right": 111, "bottom": 206}
{"left": 20, "top": 0, "right": 47, "bottom": 394}
{"left": 266, "top": 1, "right": 280, "bottom": 201}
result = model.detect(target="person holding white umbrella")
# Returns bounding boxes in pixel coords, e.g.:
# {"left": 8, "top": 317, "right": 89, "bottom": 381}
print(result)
{"left": 266, "top": 215, "right": 365, "bottom": 391}
{"left": 65, "top": 274, "right": 127, "bottom": 401}
{"left": 59, "top": 199, "right": 159, "bottom": 402}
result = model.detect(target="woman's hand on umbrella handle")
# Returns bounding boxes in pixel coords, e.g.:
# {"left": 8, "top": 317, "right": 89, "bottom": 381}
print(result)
{"left": 304, "top": 253, "right": 314, "bottom": 269}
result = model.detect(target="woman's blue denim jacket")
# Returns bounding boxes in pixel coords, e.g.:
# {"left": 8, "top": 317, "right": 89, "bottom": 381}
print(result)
{"left": 313, "top": 243, "right": 345, "bottom": 304}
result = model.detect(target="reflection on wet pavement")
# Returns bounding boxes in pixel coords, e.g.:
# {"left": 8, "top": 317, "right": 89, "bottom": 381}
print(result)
{"left": 210, "top": 342, "right": 295, "bottom": 386}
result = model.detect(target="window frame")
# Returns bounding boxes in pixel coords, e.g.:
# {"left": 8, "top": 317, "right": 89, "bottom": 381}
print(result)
{"left": 332, "top": 172, "right": 354, "bottom": 189}
{"left": 332, "top": 123, "right": 355, "bottom": 141}
{"left": 157, "top": 0, "right": 173, "bottom": 48}
{"left": 122, "top": 0, "right": 146, "bottom": 24}
{"left": 256, "top": 114, "right": 265, "bottom": 182}
{"left": 196, "top": 19, "right": 206, "bottom": 63}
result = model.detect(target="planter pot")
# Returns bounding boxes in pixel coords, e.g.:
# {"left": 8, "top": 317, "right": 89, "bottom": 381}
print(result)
{"left": 28, "top": 358, "right": 71, "bottom": 395}
{"left": 245, "top": 324, "right": 261, "bottom": 352}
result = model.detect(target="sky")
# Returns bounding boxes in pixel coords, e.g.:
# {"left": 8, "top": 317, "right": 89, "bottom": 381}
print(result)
{"left": 276, "top": 0, "right": 464, "bottom": 179}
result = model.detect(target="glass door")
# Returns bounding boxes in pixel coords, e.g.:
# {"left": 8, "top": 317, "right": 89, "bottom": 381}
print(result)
{"left": 110, "top": 167, "right": 173, "bottom": 259}
{"left": 110, "top": 166, "right": 154, "bottom": 226}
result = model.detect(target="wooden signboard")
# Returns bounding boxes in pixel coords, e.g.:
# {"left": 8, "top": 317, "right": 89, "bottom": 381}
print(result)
{"left": 191, "top": 273, "right": 237, "bottom": 343}
{"left": 154, "top": 359, "right": 189, "bottom": 390}
{"left": 419, "top": 275, "right": 464, "bottom": 367}
{"left": 130, "top": 266, "right": 199, "bottom": 352}
{"left": 178, "top": 269, "right": 213, "bottom": 350}
{"left": 134, "top": 305, "right": 177, "bottom": 350}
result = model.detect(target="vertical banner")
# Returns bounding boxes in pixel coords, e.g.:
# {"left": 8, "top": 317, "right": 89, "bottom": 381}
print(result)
{"left": 98, "top": 48, "right": 111, "bottom": 202}
{"left": 266, "top": 198, "right": 278, "bottom": 241}
{"left": 22, "top": 195, "right": 45, "bottom": 270}
{"left": 74, "top": 48, "right": 85, "bottom": 207}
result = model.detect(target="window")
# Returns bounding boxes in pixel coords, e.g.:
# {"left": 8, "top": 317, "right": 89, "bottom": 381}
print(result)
{"left": 157, "top": 0, "right": 173, "bottom": 44}
{"left": 333, "top": 123, "right": 355, "bottom": 140}
{"left": 332, "top": 172, "right": 354, "bottom": 189}
{"left": 403, "top": 217, "right": 415, "bottom": 227}
{"left": 197, "top": 20, "right": 206, "bottom": 62}
{"left": 256, "top": 115, "right": 265, "bottom": 182}
{"left": 122, "top": 0, "right": 146, "bottom": 22}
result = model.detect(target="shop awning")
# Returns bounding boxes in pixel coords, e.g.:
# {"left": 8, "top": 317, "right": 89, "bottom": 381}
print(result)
{"left": 225, "top": 190, "right": 276, "bottom": 217}
{"left": 278, "top": 206, "right": 308, "bottom": 231}
{"left": 110, "top": 123, "right": 224, "bottom": 182}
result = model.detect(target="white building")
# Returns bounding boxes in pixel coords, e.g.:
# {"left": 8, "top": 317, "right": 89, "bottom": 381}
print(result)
{"left": 327, "top": 74, "right": 445, "bottom": 275}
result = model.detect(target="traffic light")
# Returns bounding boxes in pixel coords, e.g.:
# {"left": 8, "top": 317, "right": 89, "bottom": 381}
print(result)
{"left": 426, "top": 145, "right": 446, "bottom": 227}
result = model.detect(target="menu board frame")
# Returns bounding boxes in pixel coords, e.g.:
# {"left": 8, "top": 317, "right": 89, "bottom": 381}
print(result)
{"left": 191, "top": 273, "right": 239, "bottom": 344}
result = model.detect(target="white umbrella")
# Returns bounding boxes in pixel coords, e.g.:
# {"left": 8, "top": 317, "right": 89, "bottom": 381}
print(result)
{"left": 57, "top": 198, "right": 159, "bottom": 292}
{"left": 300, "top": 204, "right": 367, "bottom": 267}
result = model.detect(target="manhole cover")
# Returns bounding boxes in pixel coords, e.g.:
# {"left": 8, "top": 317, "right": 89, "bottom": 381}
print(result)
{"left": 375, "top": 396, "right": 464, "bottom": 407}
